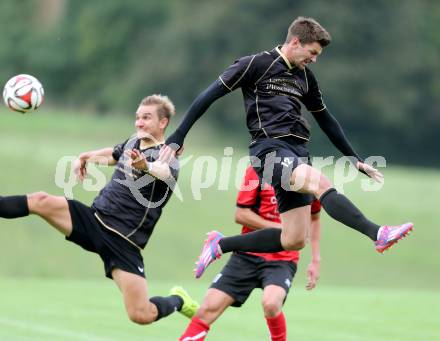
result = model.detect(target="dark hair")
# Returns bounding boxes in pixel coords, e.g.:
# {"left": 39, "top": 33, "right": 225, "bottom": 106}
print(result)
{"left": 285, "top": 17, "right": 331, "bottom": 47}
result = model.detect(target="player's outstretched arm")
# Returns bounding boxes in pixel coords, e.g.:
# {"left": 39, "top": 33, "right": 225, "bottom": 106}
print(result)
{"left": 311, "top": 108, "right": 383, "bottom": 182}
{"left": 73, "top": 147, "right": 116, "bottom": 182}
{"left": 306, "top": 213, "right": 321, "bottom": 290}
{"left": 165, "top": 79, "right": 229, "bottom": 149}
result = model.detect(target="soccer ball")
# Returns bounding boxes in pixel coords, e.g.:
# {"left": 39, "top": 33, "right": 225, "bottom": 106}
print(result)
{"left": 3, "top": 74, "right": 44, "bottom": 113}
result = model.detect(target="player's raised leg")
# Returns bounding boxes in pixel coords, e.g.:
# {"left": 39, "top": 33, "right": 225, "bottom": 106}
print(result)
{"left": 195, "top": 222, "right": 303, "bottom": 279}
{"left": 0, "top": 192, "right": 73, "bottom": 236}
{"left": 27, "top": 192, "right": 73, "bottom": 235}
{"left": 291, "top": 163, "right": 413, "bottom": 252}
{"left": 200, "top": 206, "right": 312, "bottom": 261}
{"left": 112, "top": 268, "right": 184, "bottom": 325}
{"left": 194, "top": 160, "right": 413, "bottom": 279}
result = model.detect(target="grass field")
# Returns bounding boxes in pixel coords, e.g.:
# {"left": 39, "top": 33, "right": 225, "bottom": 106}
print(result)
{"left": 0, "top": 278, "right": 438, "bottom": 341}
{"left": 0, "top": 109, "right": 439, "bottom": 340}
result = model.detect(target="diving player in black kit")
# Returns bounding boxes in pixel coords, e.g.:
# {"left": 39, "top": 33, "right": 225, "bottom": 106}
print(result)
{"left": 0, "top": 94, "right": 199, "bottom": 325}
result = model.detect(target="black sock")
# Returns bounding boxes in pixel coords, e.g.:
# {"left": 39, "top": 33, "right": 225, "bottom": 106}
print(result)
{"left": 0, "top": 195, "right": 29, "bottom": 219}
{"left": 320, "top": 188, "right": 380, "bottom": 241}
{"left": 150, "top": 295, "right": 183, "bottom": 321}
{"left": 218, "top": 228, "right": 283, "bottom": 254}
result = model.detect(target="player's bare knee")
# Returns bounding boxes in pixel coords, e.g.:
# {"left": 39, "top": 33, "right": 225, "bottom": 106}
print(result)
{"left": 316, "top": 176, "right": 333, "bottom": 197}
{"left": 320, "top": 177, "right": 332, "bottom": 190}
{"left": 262, "top": 299, "right": 282, "bottom": 317}
{"left": 28, "top": 192, "right": 51, "bottom": 213}
{"left": 281, "top": 234, "right": 306, "bottom": 250}
{"left": 287, "top": 241, "right": 305, "bottom": 250}
{"left": 197, "top": 303, "right": 211, "bottom": 317}
{"left": 197, "top": 300, "right": 218, "bottom": 319}
{"left": 28, "top": 191, "right": 50, "bottom": 202}
{"left": 297, "top": 238, "right": 306, "bottom": 249}
{"left": 127, "top": 308, "right": 155, "bottom": 325}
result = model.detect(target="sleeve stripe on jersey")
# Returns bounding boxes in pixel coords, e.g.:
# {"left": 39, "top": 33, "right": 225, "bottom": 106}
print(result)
{"left": 226, "top": 54, "right": 257, "bottom": 91}
{"left": 218, "top": 76, "right": 233, "bottom": 91}
{"left": 309, "top": 105, "right": 327, "bottom": 113}
{"left": 255, "top": 56, "right": 281, "bottom": 84}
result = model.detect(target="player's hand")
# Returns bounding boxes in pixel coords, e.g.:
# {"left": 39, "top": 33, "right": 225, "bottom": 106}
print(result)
{"left": 306, "top": 260, "right": 320, "bottom": 290}
{"left": 126, "top": 149, "right": 148, "bottom": 171}
{"left": 159, "top": 145, "right": 178, "bottom": 164}
{"left": 73, "top": 157, "right": 88, "bottom": 182}
{"left": 356, "top": 161, "right": 384, "bottom": 183}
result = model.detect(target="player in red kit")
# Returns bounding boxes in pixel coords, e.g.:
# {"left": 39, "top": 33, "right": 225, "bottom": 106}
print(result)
{"left": 179, "top": 166, "right": 321, "bottom": 341}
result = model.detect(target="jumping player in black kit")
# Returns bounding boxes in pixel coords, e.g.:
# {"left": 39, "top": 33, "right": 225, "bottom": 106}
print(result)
{"left": 0, "top": 95, "right": 199, "bottom": 325}
{"left": 163, "top": 17, "right": 413, "bottom": 278}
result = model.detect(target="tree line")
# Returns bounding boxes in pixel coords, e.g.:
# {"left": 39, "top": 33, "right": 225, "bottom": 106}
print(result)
{"left": 0, "top": 0, "right": 438, "bottom": 166}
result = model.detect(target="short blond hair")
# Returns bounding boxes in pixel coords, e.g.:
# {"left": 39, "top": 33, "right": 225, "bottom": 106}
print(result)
{"left": 286, "top": 16, "right": 331, "bottom": 47}
{"left": 140, "top": 94, "right": 176, "bottom": 122}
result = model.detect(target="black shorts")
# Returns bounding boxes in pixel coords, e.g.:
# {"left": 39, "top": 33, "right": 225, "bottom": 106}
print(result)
{"left": 210, "top": 252, "right": 297, "bottom": 307}
{"left": 66, "top": 199, "right": 145, "bottom": 279}
{"left": 249, "top": 137, "right": 313, "bottom": 213}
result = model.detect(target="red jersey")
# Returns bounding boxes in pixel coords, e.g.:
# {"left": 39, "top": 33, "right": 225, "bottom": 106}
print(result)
{"left": 236, "top": 166, "right": 321, "bottom": 263}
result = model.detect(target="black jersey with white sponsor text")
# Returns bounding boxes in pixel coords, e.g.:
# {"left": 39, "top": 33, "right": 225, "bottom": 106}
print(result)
{"left": 92, "top": 137, "right": 178, "bottom": 249}
{"left": 219, "top": 46, "right": 326, "bottom": 142}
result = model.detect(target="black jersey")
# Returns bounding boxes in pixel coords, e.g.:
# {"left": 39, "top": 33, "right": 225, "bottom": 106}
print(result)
{"left": 92, "top": 137, "right": 178, "bottom": 250}
{"left": 167, "top": 46, "right": 362, "bottom": 164}
{"left": 219, "top": 46, "right": 326, "bottom": 142}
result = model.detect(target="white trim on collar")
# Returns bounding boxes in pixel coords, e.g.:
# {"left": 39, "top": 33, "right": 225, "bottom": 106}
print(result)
{"left": 275, "top": 46, "right": 293, "bottom": 69}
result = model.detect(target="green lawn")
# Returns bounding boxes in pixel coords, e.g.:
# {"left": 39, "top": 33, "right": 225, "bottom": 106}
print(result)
{"left": 0, "top": 278, "right": 438, "bottom": 341}
{"left": 0, "top": 109, "right": 439, "bottom": 339}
